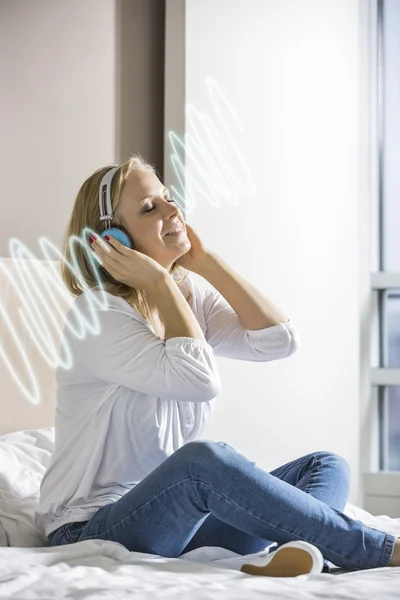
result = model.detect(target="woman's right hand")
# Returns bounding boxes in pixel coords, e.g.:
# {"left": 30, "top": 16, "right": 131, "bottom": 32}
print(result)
{"left": 90, "top": 235, "right": 168, "bottom": 292}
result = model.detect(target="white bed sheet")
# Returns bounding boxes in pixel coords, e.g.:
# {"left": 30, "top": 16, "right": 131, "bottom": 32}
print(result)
{"left": 0, "top": 504, "right": 400, "bottom": 599}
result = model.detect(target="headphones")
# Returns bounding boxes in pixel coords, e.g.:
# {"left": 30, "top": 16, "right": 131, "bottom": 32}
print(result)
{"left": 98, "top": 165, "right": 134, "bottom": 248}
{"left": 96, "top": 164, "right": 183, "bottom": 282}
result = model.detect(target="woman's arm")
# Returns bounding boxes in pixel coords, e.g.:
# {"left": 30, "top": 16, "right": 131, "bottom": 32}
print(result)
{"left": 153, "top": 274, "right": 206, "bottom": 342}
{"left": 194, "top": 253, "right": 290, "bottom": 330}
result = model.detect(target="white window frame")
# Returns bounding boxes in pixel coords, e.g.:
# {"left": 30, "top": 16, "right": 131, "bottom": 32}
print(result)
{"left": 362, "top": 0, "right": 400, "bottom": 513}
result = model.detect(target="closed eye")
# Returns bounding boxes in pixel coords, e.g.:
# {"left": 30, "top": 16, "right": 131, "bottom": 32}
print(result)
{"left": 145, "top": 200, "right": 175, "bottom": 213}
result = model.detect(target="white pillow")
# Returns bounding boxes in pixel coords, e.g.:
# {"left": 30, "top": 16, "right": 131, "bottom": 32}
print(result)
{"left": 0, "top": 427, "right": 54, "bottom": 547}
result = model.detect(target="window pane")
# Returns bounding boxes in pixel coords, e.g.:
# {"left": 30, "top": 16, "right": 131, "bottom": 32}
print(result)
{"left": 383, "top": 292, "right": 400, "bottom": 471}
{"left": 382, "top": 0, "right": 400, "bottom": 271}
{"left": 384, "top": 290, "right": 400, "bottom": 367}
{"left": 385, "top": 386, "right": 400, "bottom": 471}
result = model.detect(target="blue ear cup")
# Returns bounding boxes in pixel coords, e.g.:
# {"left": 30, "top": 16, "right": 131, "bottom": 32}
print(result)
{"left": 97, "top": 167, "right": 134, "bottom": 249}
{"left": 100, "top": 227, "right": 132, "bottom": 249}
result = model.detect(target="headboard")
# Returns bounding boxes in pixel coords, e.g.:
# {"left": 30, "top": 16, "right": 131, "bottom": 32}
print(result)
{"left": 0, "top": 257, "right": 74, "bottom": 435}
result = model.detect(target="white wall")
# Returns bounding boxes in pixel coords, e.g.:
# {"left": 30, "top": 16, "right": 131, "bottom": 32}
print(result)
{"left": 166, "top": 0, "right": 366, "bottom": 505}
{"left": 0, "top": 0, "right": 164, "bottom": 259}
{"left": 0, "top": 0, "right": 115, "bottom": 257}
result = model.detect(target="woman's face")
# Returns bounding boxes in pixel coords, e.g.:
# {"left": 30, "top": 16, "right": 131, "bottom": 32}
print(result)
{"left": 116, "top": 168, "right": 191, "bottom": 271}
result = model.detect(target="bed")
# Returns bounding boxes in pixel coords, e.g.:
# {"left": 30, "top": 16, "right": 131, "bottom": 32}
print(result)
{"left": 1, "top": 256, "right": 399, "bottom": 599}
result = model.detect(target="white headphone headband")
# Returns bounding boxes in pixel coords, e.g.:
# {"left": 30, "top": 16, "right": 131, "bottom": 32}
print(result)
{"left": 98, "top": 166, "right": 120, "bottom": 224}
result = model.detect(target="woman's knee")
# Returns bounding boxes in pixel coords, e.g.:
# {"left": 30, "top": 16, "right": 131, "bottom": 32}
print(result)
{"left": 177, "top": 440, "right": 231, "bottom": 463}
{"left": 317, "top": 451, "right": 351, "bottom": 480}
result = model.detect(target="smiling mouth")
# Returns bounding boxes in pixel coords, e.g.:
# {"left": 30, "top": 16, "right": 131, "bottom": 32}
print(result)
{"left": 164, "top": 225, "right": 185, "bottom": 236}
{"left": 164, "top": 229, "right": 186, "bottom": 237}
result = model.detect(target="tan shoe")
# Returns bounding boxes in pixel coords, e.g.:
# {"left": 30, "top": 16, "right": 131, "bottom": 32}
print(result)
{"left": 240, "top": 541, "right": 324, "bottom": 577}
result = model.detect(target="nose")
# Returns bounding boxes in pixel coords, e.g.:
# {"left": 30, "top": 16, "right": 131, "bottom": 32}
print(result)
{"left": 166, "top": 202, "right": 182, "bottom": 219}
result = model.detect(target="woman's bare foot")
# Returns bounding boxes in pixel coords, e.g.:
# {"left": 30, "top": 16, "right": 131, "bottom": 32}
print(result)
{"left": 388, "top": 538, "right": 400, "bottom": 566}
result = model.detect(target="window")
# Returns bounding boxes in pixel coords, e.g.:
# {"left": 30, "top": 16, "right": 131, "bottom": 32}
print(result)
{"left": 372, "top": 0, "right": 400, "bottom": 471}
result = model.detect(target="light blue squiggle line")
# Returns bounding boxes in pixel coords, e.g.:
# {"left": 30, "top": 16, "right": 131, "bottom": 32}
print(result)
{"left": 1, "top": 233, "right": 107, "bottom": 404}
{"left": 168, "top": 76, "right": 256, "bottom": 214}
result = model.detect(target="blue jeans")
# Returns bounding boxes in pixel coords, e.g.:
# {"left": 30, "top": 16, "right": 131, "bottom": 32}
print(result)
{"left": 47, "top": 440, "right": 396, "bottom": 570}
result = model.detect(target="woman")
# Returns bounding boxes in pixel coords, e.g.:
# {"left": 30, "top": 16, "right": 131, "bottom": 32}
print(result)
{"left": 35, "top": 154, "right": 400, "bottom": 577}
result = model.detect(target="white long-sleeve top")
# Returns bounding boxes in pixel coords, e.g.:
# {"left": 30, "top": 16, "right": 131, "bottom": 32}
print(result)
{"left": 34, "top": 273, "right": 300, "bottom": 538}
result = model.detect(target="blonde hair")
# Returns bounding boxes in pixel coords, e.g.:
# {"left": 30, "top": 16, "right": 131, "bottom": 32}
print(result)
{"left": 61, "top": 153, "right": 190, "bottom": 322}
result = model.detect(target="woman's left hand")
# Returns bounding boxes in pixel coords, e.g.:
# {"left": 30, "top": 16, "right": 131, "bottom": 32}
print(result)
{"left": 175, "top": 223, "right": 211, "bottom": 273}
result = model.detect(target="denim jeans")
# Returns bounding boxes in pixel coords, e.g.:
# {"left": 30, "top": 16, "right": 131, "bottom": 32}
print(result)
{"left": 47, "top": 440, "right": 396, "bottom": 571}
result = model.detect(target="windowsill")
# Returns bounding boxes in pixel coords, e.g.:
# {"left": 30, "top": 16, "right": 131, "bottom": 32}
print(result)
{"left": 363, "top": 472, "right": 400, "bottom": 496}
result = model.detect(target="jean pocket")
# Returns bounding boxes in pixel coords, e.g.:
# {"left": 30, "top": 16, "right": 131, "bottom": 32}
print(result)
{"left": 63, "top": 522, "right": 85, "bottom": 544}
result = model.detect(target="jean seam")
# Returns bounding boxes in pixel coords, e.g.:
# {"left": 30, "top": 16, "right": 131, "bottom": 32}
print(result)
{"left": 272, "top": 455, "right": 317, "bottom": 480}
{"left": 63, "top": 522, "right": 85, "bottom": 543}
{"left": 62, "top": 524, "right": 77, "bottom": 543}
{"left": 304, "top": 457, "right": 318, "bottom": 494}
